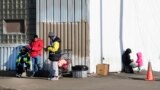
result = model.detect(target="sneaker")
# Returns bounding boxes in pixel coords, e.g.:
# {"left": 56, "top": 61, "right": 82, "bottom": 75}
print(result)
{"left": 21, "top": 72, "right": 27, "bottom": 77}
{"left": 50, "top": 77, "right": 59, "bottom": 81}
{"left": 16, "top": 74, "right": 19, "bottom": 77}
{"left": 16, "top": 74, "right": 21, "bottom": 78}
{"left": 30, "top": 73, "right": 35, "bottom": 78}
{"left": 58, "top": 74, "right": 62, "bottom": 78}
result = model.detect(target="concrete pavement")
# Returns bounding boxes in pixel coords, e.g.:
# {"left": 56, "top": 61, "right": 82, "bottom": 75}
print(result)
{"left": 0, "top": 71, "right": 160, "bottom": 90}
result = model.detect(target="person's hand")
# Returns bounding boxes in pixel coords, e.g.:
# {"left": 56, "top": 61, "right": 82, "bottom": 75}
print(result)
{"left": 44, "top": 48, "right": 48, "bottom": 51}
{"left": 44, "top": 46, "right": 51, "bottom": 51}
{"left": 131, "top": 59, "right": 134, "bottom": 62}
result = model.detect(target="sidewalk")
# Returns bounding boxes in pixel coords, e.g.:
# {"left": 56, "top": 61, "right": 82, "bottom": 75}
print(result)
{"left": 112, "top": 70, "right": 160, "bottom": 80}
{"left": 0, "top": 71, "right": 159, "bottom": 90}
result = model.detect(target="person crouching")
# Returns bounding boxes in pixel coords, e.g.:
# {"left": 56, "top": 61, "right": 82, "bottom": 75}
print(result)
{"left": 16, "top": 46, "right": 30, "bottom": 77}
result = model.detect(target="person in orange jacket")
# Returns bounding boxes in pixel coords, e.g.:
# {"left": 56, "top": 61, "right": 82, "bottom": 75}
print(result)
{"left": 28, "top": 35, "right": 44, "bottom": 77}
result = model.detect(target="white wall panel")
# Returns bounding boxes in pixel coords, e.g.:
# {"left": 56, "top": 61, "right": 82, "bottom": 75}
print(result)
{"left": 89, "top": 0, "right": 101, "bottom": 73}
{"left": 40, "top": 0, "right": 46, "bottom": 22}
{"left": 123, "top": 0, "right": 160, "bottom": 71}
{"left": 102, "top": 0, "right": 121, "bottom": 72}
{"left": 47, "top": 0, "right": 54, "bottom": 22}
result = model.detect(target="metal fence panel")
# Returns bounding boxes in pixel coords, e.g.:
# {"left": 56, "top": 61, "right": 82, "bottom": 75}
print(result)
{"left": 0, "top": 45, "right": 24, "bottom": 71}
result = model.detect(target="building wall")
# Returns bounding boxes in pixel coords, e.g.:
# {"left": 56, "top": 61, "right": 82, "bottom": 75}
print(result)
{"left": 101, "top": 0, "right": 122, "bottom": 72}
{"left": 0, "top": 45, "right": 25, "bottom": 70}
{"left": 89, "top": 0, "right": 101, "bottom": 73}
{"left": 89, "top": 0, "right": 122, "bottom": 73}
{"left": 36, "top": 0, "right": 90, "bottom": 70}
{"left": 2, "top": 0, "right": 160, "bottom": 73}
{"left": 90, "top": 0, "right": 160, "bottom": 73}
{"left": 122, "top": 0, "right": 160, "bottom": 71}
{"left": 0, "top": 0, "right": 36, "bottom": 71}
{"left": 0, "top": 0, "right": 36, "bottom": 44}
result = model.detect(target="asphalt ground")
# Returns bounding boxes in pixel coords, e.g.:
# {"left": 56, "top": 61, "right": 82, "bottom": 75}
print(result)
{"left": 0, "top": 71, "right": 159, "bottom": 90}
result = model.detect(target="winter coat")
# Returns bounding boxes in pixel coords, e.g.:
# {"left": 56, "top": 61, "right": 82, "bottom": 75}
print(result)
{"left": 16, "top": 52, "right": 30, "bottom": 69}
{"left": 122, "top": 48, "right": 132, "bottom": 66}
{"left": 29, "top": 38, "right": 43, "bottom": 57}
{"left": 47, "top": 36, "right": 61, "bottom": 61}
{"left": 136, "top": 52, "right": 143, "bottom": 67}
{"left": 122, "top": 48, "right": 134, "bottom": 73}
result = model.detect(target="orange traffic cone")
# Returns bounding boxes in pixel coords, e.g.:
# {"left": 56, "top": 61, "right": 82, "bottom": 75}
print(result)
{"left": 146, "top": 61, "right": 154, "bottom": 81}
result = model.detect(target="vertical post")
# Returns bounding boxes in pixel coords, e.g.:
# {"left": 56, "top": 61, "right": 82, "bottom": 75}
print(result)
{"left": 120, "top": 0, "right": 124, "bottom": 71}
{"left": 36, "top": 0, "right": 40, "bottom": 36}
{"left": 100, "top": 0, "right": 104, "bottom": 64}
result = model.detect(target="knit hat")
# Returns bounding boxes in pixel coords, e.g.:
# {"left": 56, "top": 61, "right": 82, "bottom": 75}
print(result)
{"left": 48, "top": 32, "right": 55, "bottom": 37}
{"left": 33, "top": 34, "right": 38, "bottom": 38}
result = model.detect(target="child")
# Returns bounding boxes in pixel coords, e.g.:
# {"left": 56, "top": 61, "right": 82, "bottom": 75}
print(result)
{"left": 16, "top": 46, "right": 31, "bottom": 77}
{"left": 136, "top": 52, "right": 143, "bottom": 72}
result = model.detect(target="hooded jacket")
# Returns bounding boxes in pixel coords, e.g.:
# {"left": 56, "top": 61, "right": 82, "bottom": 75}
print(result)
{"left": 122, "top": 48, "right": 132, "bottom": 66}
{"left": 136, "top": 52, "right": 143, "bottom": 67}
{"left": 16, "top": 47, "right": 30, "bottom": 68}
{"left": 47, "top": 36, "right": 61, "bottom": 61}
{"left": 29, "top": 38, "right": 44, "bottom": 57}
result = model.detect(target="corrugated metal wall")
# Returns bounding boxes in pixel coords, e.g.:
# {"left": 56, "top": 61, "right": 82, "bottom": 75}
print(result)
{"left": 37, "top": 0, "right": 89, "bottom": 69}
{"left": 0, "top": 0, "right": 36, "bottom": 71}
{"left": 38, "top": 22, "right": 89, "bottom": 67}
{"left": 0, "top": 45, "right": 25, "bottom": 71}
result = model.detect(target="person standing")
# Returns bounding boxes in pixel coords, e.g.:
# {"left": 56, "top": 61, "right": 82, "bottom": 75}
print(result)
{"left": 28, "top": 35, "right": 44, "bottom": 77}
{"left": 46, "top": 32, "right": 61, "bottom": 80}
{"left": 136, "top": 52, "right": 143, "bottom": 72}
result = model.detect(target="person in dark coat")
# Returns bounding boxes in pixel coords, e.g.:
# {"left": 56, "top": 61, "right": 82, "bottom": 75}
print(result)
{"left": 122, "top": 48, "right": 134, "bottom": 73}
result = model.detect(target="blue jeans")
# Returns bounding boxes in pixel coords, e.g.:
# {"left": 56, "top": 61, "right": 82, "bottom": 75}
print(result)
{"left": 32, "top": 56, "right": 42, "bottom": 75}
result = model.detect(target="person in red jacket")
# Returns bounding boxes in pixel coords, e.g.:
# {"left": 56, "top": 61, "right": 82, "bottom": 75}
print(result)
{"left": 28, "top": 35, "right": 43, "bottom": 77}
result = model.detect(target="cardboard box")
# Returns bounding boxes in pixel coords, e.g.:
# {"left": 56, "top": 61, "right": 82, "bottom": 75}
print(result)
{"left": 96, "top": 64, "right": 109, "bottom": 76}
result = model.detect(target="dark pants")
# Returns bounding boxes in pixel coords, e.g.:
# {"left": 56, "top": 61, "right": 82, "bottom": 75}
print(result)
{"left": 123, "top": 65, "right": 134, "bottom": 73}
{"left": 16, "top": 63, "right": 26, "bottom": 75}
